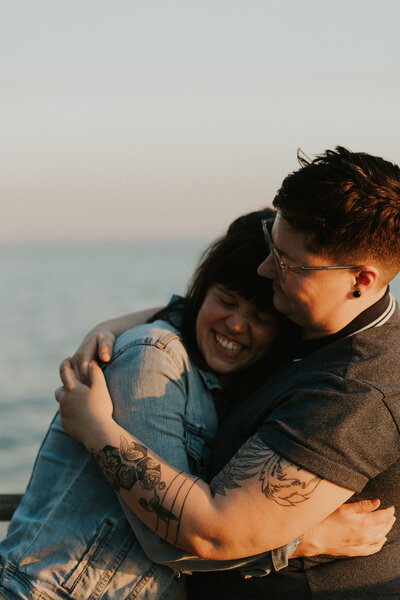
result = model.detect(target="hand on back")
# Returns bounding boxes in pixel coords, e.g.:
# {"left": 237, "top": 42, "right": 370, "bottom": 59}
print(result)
{"left": 293, "top": 499, "right": 395, "bottom": 558}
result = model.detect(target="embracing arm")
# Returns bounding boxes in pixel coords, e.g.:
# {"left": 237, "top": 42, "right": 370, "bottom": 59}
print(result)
{"left": 57, "top": 363, "right": 361, "bottom": 561}
{"left": 90, "top": 429, "right": 353, "bottom": 559}
{"left": 69, "top": 334, "right": 294, "bottom": 573}
{"left": 56, "top": 362, "right": 395, "bottom": 562}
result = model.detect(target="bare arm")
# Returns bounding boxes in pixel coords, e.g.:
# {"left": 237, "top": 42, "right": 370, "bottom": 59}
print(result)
{"left": 57, "top": 362, "right": 358, "bottom": 561}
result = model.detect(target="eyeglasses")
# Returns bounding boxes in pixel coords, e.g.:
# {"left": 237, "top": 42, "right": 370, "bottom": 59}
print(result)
{"left": 261, "top": 218, "right": 362, "bottom": 282}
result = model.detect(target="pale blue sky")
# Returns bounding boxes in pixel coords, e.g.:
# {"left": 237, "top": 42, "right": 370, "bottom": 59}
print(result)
{"left": 2, "top": 0, "right": 400, "bottom": 242}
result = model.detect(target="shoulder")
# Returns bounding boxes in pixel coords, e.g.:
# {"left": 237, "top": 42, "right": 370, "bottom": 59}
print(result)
{"left": 115, "top": 319, "right": 182, "bottom": 350}
{"left": 112, "top": 320, "right": 188, "bottom": 370}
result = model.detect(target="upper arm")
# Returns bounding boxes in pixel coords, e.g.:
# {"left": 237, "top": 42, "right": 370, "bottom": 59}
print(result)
{"left": 180, "top": 434, "right": 354, "bottom": 559}
{"left": 103, "top": 337, "right": 194, "bottom": 559}
{"left": 104, "top": 338, "right": 191, "bottom": 472}
{"left": 99, "top": 308, "right": 163, "bottom": 337}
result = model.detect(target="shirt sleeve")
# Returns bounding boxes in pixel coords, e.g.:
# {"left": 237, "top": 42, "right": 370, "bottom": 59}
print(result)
{"left": 258, "top": 372, "right": 400, "bottom": 492}
{"left": 103, "top": 329, "right": 299, "bottom": 575}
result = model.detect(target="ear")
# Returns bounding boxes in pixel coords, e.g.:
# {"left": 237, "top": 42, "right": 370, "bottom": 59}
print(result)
{"left": 353, "top": 266, "right": 379, "bottom": 294}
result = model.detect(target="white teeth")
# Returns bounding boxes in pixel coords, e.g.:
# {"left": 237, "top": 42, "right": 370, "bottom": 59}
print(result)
{"left": 215, "top": 333, "right": 243, "bottom": 354}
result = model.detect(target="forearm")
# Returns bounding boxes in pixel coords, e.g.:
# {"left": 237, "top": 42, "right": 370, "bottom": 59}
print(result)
{"left": 123, "top": 506, "right": 298, "bottom": 574}
{"left": 82, "top": 420, "right": 352, "bottom": 560}
{"left": 86, "top": 308, "right": 161, "bottom": 339}
{"left": 84, "top": 420, "right": 217, "bottom": 557}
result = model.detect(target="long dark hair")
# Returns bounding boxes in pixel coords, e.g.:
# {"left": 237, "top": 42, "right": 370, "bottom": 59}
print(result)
{"left": 151, "top": 207, "right": 284, "bottom": 374}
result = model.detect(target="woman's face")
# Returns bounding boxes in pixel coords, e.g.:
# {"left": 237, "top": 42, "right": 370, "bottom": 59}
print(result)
{"left": 195, "top": 284, "right": 280, "bottom": 375}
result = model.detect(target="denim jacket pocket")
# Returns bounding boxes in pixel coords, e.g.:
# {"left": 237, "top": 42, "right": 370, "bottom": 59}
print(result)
{"left": 62, "top": 518, "right": 126, "bottom": 596}
{"left": 183, "top": 419, "right": 216, "bottom": 477}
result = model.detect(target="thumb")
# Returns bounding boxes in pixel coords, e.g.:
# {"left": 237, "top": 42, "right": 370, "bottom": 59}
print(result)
{"left": 88, "top": 360, "right": 107, "bottom": 389}
{"left": 349, "top": 498, "right": 381, "bottom": 513}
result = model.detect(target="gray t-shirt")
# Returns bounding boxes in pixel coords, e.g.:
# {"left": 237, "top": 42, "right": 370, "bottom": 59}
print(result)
{"left": 191, "top": 294, "right": 400, "bottom": 599}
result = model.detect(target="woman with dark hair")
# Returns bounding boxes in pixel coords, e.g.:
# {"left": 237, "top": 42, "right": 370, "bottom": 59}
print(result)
{"left": 0, "top": 208, "right": 297, "bottom": 600}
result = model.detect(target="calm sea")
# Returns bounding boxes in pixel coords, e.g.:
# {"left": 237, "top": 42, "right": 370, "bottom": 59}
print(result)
{"left": 0, "top": 240, "right": 209, "bottom": 494}
{"left": 1, "top": 241, "right": 400, "bottom": 495}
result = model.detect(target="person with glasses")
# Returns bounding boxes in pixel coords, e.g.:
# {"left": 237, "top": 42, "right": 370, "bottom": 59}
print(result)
{"left": 56, "top": 146, "right": 400, "bottom": 599}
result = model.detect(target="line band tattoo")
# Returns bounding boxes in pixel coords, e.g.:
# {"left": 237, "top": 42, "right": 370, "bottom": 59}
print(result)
{"left": 157, "top": 470, "right": 184, "bottom": 534}
{"left": 174, "top": 477, "right": 200, "bottom": 546}
{"left": 166, "top": 476, "right": 187, "bottom": 539}
{"left": 210, "top": 434, "right": 322, "bottom": 507}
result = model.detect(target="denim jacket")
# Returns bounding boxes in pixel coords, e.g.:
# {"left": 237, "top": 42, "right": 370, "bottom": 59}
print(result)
{"left": 0, "top": 320, "right": 297, "bottom": 600}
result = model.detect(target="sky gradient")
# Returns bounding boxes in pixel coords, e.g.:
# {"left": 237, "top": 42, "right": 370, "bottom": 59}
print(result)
{"left": 2, "top": 0, "right": 400, "bottom": 242}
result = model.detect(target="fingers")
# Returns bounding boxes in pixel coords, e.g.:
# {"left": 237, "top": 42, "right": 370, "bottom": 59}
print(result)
{"left": 59, "top": 358, "right": 79, "bottom": 391}
{"left": 346, "top": 500, "right": 395, "bottom": 526}
{"left": 88, "top": 360, "right": 106, "bottom": 388}
{"left": 358, "top": 508, "right": 396, "bottom": 545}
{"left": 70, "top": 337, "right": 98, "bottom": 383}
{"left": 349, "top": 538, "right": 387, "bottom": 557}
{"left": 363, "top": 505, "right": 396, "bottom": 529}
{"left": 97, "top": 333, "right": 114, "bottom": 362}
{"left": 348, "top": 498, "right": 380, "bottom": 513}
{"left": 54, "top": 386, "right": 64, "bottom": 404}
{"left": 70, "top": 332, "right": 115, "bottom": 384}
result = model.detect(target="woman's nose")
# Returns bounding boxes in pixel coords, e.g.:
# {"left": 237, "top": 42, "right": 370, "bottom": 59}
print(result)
{"left": 226, "top": 312, "right": 247, "bottom": 332}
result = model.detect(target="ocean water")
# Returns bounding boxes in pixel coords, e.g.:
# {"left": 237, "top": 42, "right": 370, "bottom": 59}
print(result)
{"left": 0, "top": 240, "right": 209, "bottom": 494}
{"left": 1, "top": 241, "right": 400, "bottom": 497}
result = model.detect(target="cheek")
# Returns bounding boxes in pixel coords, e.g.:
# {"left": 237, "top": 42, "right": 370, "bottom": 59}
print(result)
{"left": 195, "top": 312, "right": 207, "bottom": 346}
{"left": 195, "top": 299, "right": 221, "bottom": 341}
{"left": 282, "top": 280, "right": 314, "bottom": 308}
{"left": 252, "top": 326, "right": 279, "bottom": 355}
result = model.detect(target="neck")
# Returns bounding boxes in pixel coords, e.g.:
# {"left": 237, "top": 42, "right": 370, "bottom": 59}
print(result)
{"left": 301, "top": 285, "right": 388, "bottom": 340}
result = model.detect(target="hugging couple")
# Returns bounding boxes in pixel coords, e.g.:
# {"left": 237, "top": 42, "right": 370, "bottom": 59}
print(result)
{"left": 1, "top": 146, "right": 400, "bottom": 600}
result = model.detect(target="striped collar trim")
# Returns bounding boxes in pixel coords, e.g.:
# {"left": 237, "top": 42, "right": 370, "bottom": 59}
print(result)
{"left": 347, "top": 292, "right": 396, "bottom": 337}
{"left": 288, "top": 287, "right": 397, "bottom": 361}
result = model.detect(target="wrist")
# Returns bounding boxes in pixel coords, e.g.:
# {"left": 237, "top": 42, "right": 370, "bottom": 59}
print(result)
{"left": 83, "top": 418, "right": 119, "bottom": 453}
{"left": 290, "top": 530, "right": 319, "bottom": 558}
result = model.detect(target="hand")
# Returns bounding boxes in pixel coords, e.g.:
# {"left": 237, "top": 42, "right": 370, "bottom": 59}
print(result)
{"left": 55, "top": 358, "right": 114, "bottom": 446}
{"left": 293, "top": 499, "right": 396, "bottom": 558}
{"left": 69, "top": 330, "right": 116, "bottom": 383}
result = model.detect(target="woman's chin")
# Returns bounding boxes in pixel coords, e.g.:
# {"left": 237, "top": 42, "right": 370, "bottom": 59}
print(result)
{"left": 207, "top": 353, "right": 247, "bottom": 375}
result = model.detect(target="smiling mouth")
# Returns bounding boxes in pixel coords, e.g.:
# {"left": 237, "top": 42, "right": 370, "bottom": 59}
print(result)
{"left": 214, "top": 332, "right": 245, "bottom": 355}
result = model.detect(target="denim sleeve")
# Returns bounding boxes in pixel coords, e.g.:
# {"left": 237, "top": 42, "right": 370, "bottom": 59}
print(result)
{"left": 104, "top": 332, "right": 300, "bottom": 576}
{"left": 105, "top": 336, "right": 192, "bottom": 472}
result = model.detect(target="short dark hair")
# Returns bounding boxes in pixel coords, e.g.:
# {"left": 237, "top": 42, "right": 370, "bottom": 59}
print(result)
{"left": 151, "top": 207, "right": 281, "bottom": 369}
{"left": 273, "top": 146, "right": 400, "bottom": 282}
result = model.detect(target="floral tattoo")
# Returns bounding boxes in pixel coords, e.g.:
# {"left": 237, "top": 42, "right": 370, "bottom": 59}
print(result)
{"left": 210, "top": 434, "right": 322, "bottom": 507}
{"left": 91, "top": 436, "right": 199, "bottom": 542}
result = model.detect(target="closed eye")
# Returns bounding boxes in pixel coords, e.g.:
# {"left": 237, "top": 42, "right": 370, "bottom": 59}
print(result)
{"left": 216, "top": 294, "right": 236, "bottom": 308}
{"left": 253, "top": 313, "right": 276, "bottom": 326}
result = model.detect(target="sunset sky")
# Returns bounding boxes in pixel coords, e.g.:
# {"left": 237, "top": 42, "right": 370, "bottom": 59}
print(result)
{"left": 2, "top": 0, "right": 400, "bottom": 242}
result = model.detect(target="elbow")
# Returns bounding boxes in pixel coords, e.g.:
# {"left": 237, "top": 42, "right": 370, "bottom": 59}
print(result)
{"left": 181, "top": 524, "right": 251, "bottom": 561}
{"left": 179, "top": 514, "right": 282, "bottom": 560}
{"left": 185, "top": 536, "right": 231, "bottom": 561}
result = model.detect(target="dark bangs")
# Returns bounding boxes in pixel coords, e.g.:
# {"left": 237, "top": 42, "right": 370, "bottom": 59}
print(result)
{"left": 150, "top": 208, "right": 278, "bottom": 370}
{"left": 204, "top": 234, "right": 274, "bottom": 314}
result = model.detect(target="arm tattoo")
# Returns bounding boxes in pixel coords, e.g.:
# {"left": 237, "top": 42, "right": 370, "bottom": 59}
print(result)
{"left": 91, "top": 436, "right": 163, "bottom": 493}
{"left": 91, "top": 436, "right": 199, "bottom": 543}
{"left": 210, "top": 434, "right": 322, "bottom": 507}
